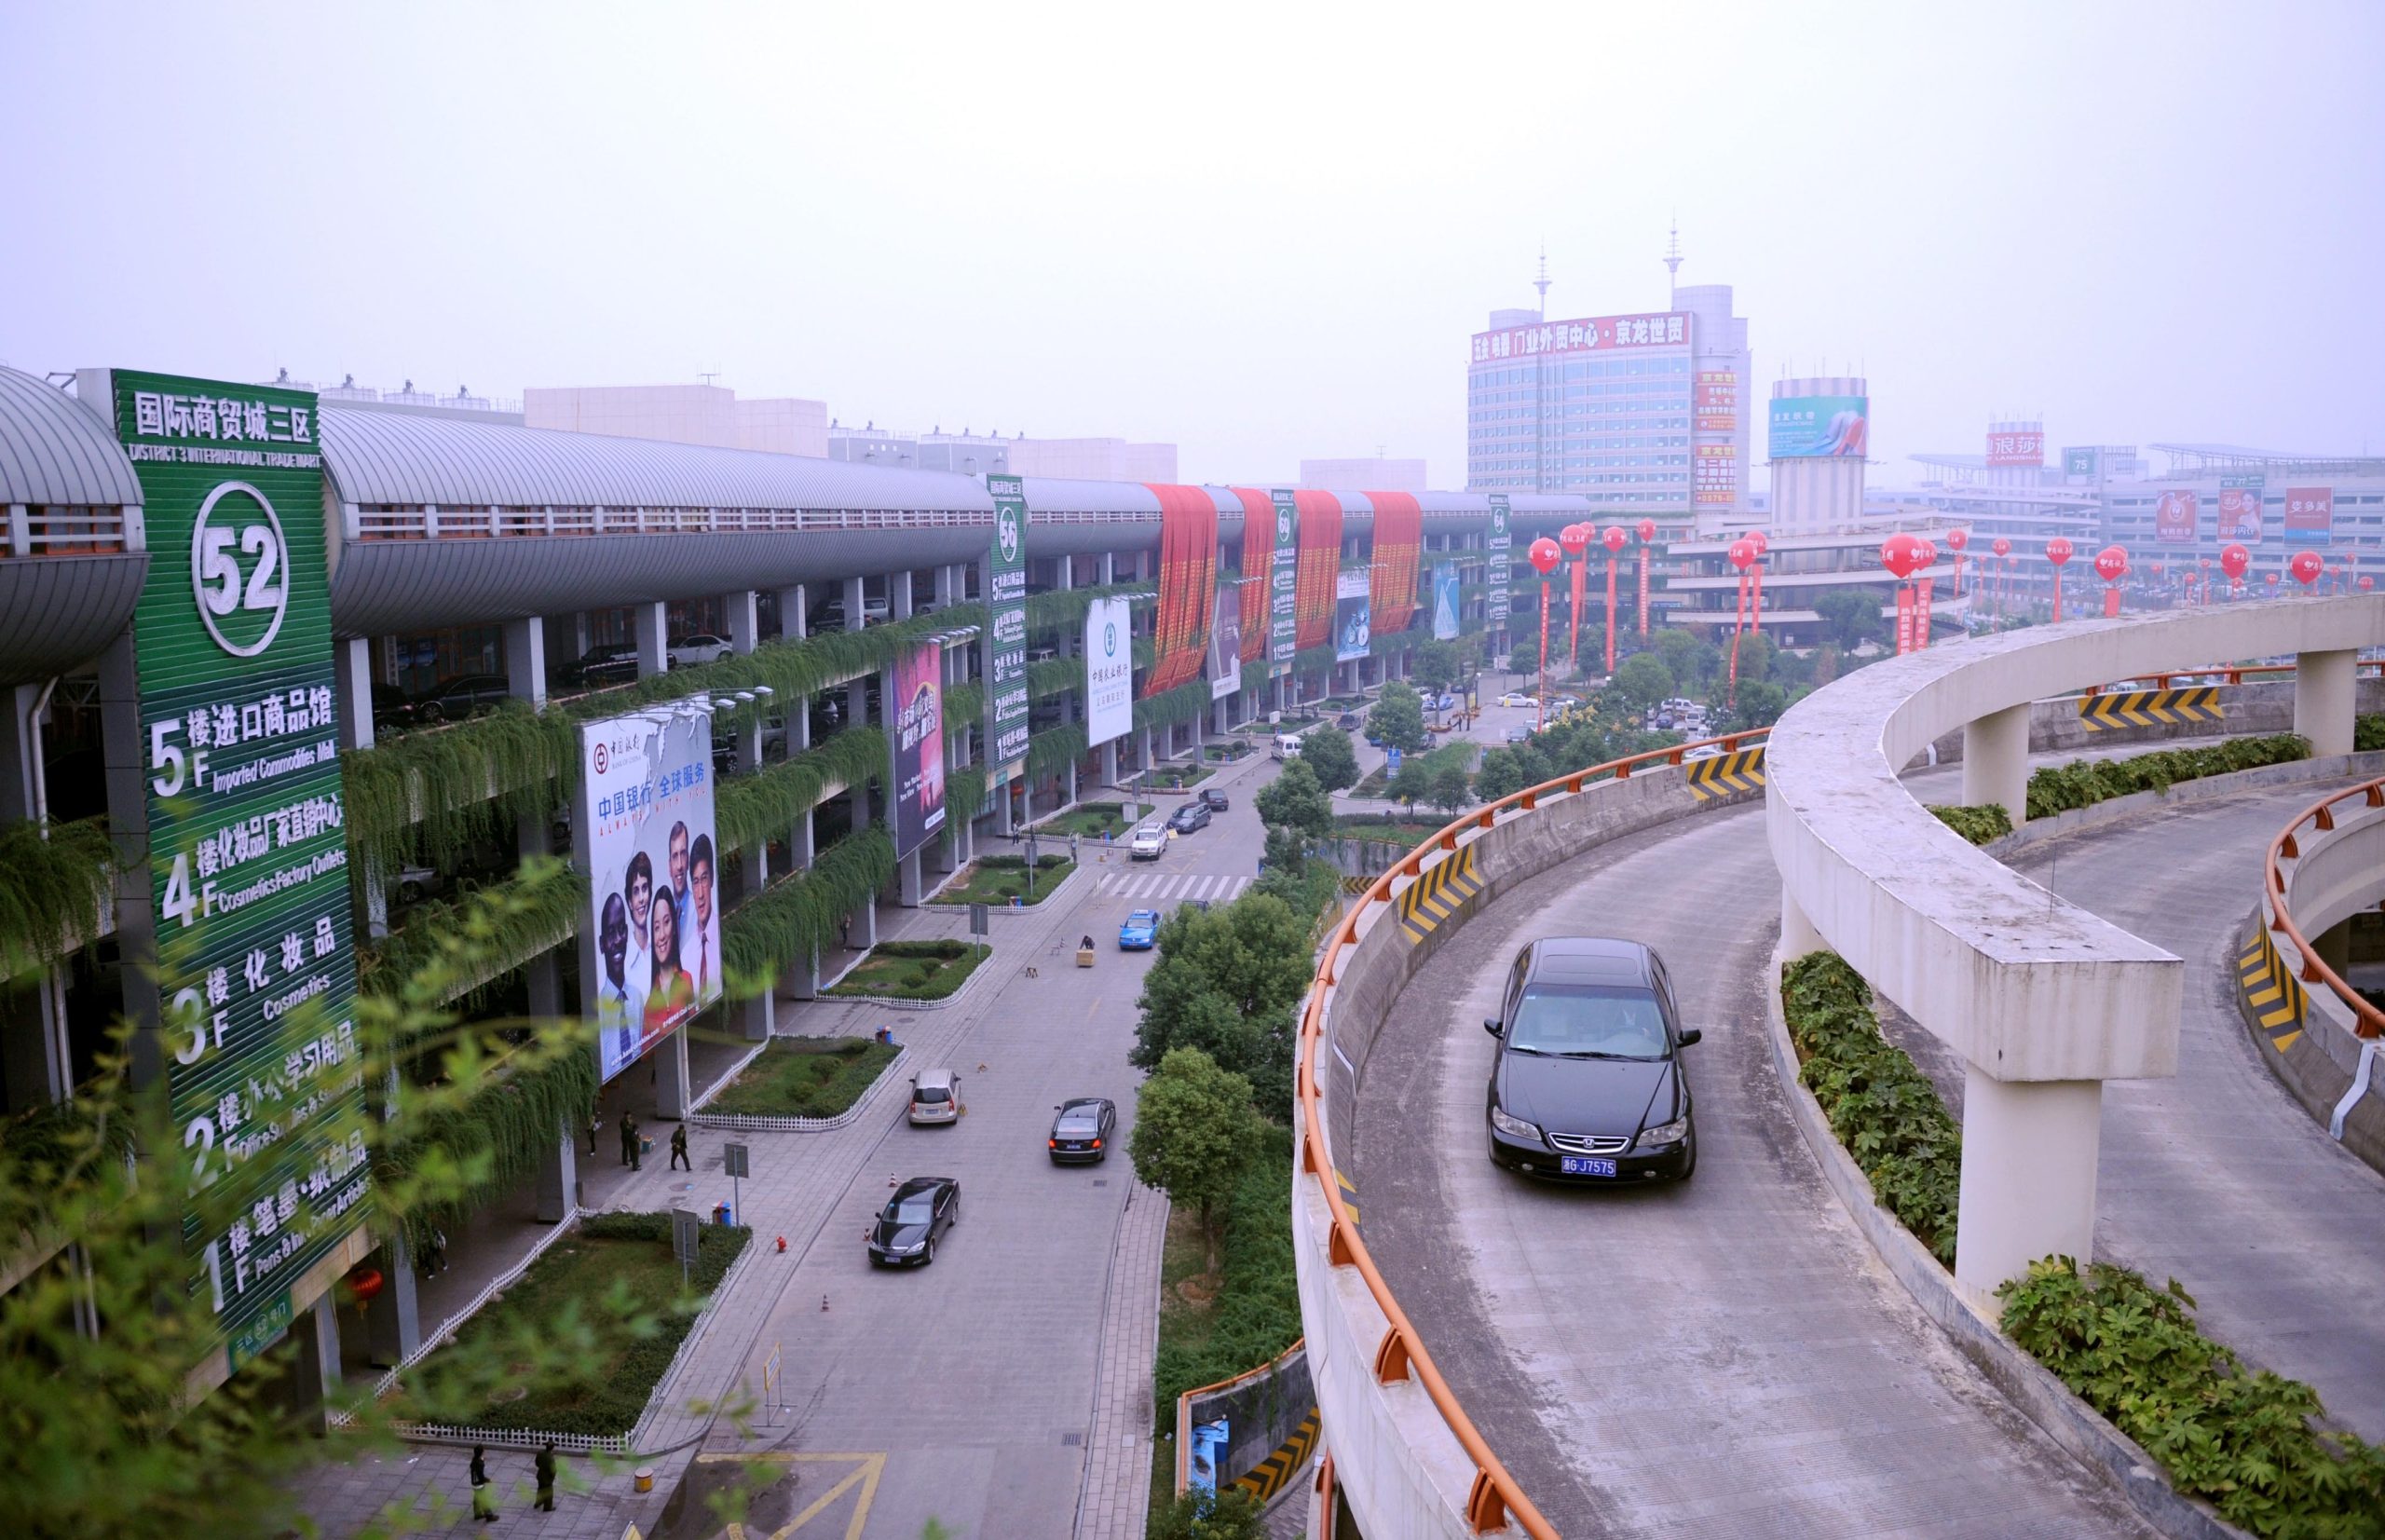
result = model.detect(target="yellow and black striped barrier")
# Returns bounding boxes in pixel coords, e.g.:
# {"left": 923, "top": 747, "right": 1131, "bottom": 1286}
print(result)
{"left": 1684, "top": 745, "right": 1767, "bottom": 802}
{"left": 2078, "top": 687, "right": 2222, "bottom": 732}
{"left": 2241, "top": 924, "right": 2309, "bottom": 1051}
{"left": 1396, "top": 845, "right": 1481, "bottom": 944}
{"left": 1232, "top": 1408, "right": 1320, "bottom": 1506}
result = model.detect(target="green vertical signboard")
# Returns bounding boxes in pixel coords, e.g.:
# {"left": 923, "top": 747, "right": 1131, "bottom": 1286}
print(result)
{"left": 1268, "top": 489, "right": 1299, "bottom": 672}
{"left": 1486, "top": 495, "right": 1512, "bottom": 635}
{"left": 112, "top": 371, "right": 367, "bottom": 1354}
{"left": 985, "top": 474, "right": 1030, "bottom": 783}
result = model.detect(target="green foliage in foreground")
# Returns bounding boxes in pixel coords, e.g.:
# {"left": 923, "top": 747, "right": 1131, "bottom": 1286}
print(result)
{"left": 704, "top": 1038, "right": 899, "bottom": 1120}
{"left": 1999, "top": 1259, "right": 2385, "bottom": 1538}
{"left": 1148, "top": 1485, "right": 1270, "bottom": 1540}
{"left": 402, "top": 1212, "right": 750, "bottom": 1438}
{"left": 1926, "top": 803, "right": 2014, "bottom": 847}
{"left": 1779, "top": 952, "right": 1962, "bottom": 1265}
{"left": 1151, "top": 1123, "right": 1301, "bottom": 1431}
{"left": 0, "top": 814, "right": 118, "bottom": 981}
{"left": 2354, "top": 713, "right": 2383, "bottom": 753}
{"left": 2024, "top": 734, "right": 2308, "bottom": 820}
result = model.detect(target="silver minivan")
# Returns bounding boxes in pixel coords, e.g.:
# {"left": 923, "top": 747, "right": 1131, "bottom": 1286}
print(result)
{"left": 1129, "top": 824, "right": 1168, "bottom": 861}
{"left": 908, "top": 1068, "right": 962, "bottom": 1125}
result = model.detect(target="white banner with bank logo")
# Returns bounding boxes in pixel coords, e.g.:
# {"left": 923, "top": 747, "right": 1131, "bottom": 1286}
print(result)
{"left": 1084, "top": 595, "right": 1133, "bottom": 747}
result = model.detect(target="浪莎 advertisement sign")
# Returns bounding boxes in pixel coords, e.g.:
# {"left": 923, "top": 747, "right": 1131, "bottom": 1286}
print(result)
{"left": 110, "top": 370, "right": 367, "bottom": 1352}
{"left": 1985, "top": 429, "right": 2045, "bottom": 467}
{"left": 1208, "top": 577, "right": 1241, "bottom": 700}
{"left": 2154, "top": 490, "right": 2199, "bottom": 545}
{"left": 579, "top": 705, "right": 722, "bottom": 1083}
{"left": 889, "top": 641, "right": 946, "bottom": 858}
{"left": 1334, "top": 568, "right": 1371, "bottom": 662}
{"left": 1767, "top": 395, "right": 1869, "bottom": 459}
{"left": 985, "top": 474, "right": 1030, "bottom": 783}
{"left": 1084, "top": 595, "right": 1133, "bottom": 745}
{"left": 1432, "top": 562, "right": 1460, "bottom": 640}
{"left": 2283, "top": 487, "right": 2333, "bottom": 546}
{"left": 1268, "top": 490, "right": 1299, "bottom": 671}
{"left": 2218, "top": 482, "right": 2264, "bottom": 542}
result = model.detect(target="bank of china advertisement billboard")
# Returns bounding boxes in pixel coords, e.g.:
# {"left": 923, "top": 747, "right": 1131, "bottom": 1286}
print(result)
{"left": 1084, "top": 595, "right": 1134, "bottom": 745}
{"left": 1268, "top": 490, "right": 1299, "bottom": 671}
{"left": 1767, "top": 395, "right": 1869, "bottom": 459}
{"left": 889, "top": 641, "right": 945, "bottom": 858}
{"left": 112, "top": 371, "right": 366, "bottom": 1352}
{"left": 985, "top": 474, "right": 1030, "bottom": 783}
{"left": 2283, "top": 487, "right": 2334, "bottom": 545}
{"left": 2218, "top": 484, "right": 2264, "bottom": 543}
{"left": 1432, "top": 562, "right": 1461, "bottom": 640}
{"left": 1486, "top": 496, "right": 1511, "bottom": 632}
{"left": 1334, "top": 568, "right": 1371, "bottom": 662}
{"left": 579, "top": 706, "right": 722, "bottom": 1084}
{"left": 2154, "top": 490, "right": 2200, "bottom": 545}
{"left": 1208, "top": 577, "right": 1242, "bottom": 700}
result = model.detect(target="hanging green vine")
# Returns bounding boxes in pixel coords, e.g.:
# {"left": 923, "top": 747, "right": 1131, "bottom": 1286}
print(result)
{"left": 357, "top": 865, "right": 588, "bottom": 1008}
{"left": 0, "top": 816, "right": 120, "bottom": 981}
{"left": 1135, "top": 679, "right": 1214, "bottom": 731}
{"left": 942, "top": 681, "right": 985, "bottom": 738}
{"left": 944, "top": 764, "right": 989, "bottom": 846}
{"left": 721, "top": 827, "right": 898, "bottom": 990}
{"left": 377, "top": 1038, "right": 599, "bottom": 1252}
{"left": 1026, "top": 723, "right": 1090, "bottom": 782}
{"left": 714, "top": 727, "right": 887, "bottom": 856}
{"left": 1024, "top": 582, "right": 1153, "bottom": 640}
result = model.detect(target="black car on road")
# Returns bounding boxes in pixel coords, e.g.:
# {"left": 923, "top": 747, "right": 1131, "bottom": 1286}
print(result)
{"left": 1483, "top": 937, "right": 1698, "bottom": 1182}
{"left": 1048, "top": 1097, "right": 1117, "bottom": 1164}
{"left": 1199, "top": 787, "right": 1229, "bottom": 811}
{"left": 866, "top": 1176, "right": 960, "bottom": 1265}
{"left": 1166, "top": 801, "right": 1211, "bottom": 834}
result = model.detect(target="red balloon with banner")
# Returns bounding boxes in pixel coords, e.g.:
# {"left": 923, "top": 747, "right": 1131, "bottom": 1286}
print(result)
{"left": 2362, "top": 576, "right": 2376, "bottom": 593}
{"left": 2289, "top": 550, "right": 2323, "bottom": 588}
{"left": 1635, "top": 519, "right": 1656, "bottom": 635}
{"left": 1989, "top": 537, "right": 2012, "bottom": 621}
{"left": 1601, "top": 526, "right": 1627, "bottom": 675}
{"left": 1558, "top": 524, "right": 1590, "bottom": 667}
{"left": 2093, "top": 544, "right": 2128, "bottom": 617}
{"left": 2045, "top": 537, "right": 2074, "bottom": 622}
{"left": 1945, "top": 527, "right": 1969, "bottom": 605}
{"left": 2220, "top": 542, "right": 2250, "bottom": 597}
{"left": 1879, "top": 534, "right": 1926, "bottom": 653}
{"left": 1528, "top": 537, "right": 1561, "bottom": 726}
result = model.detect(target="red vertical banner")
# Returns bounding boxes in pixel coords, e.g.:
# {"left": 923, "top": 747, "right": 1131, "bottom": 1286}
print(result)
{"left": 1365, "top": 491, "right": 1422, "bottom": 636}
{"left": 1636, "top": 549, "right": 1651, "bottom": 634}
{"left": 1567, "top": 559, "right": 1586, "bottom": 663}
{"left": 1293, "top": 491, "right": 1342, "bottom": 650}
{"left": 2103, "top": 586, "right": 2120, "bottom": 618}
{"left": 1602, "top": 560, "right": 1618, "bottom": 675}
{"left": 1140, "top": 484, "right": 1218, "bottom": 696}
{"left": 1895, "top": 586, "right": 1915, "bottom": 654}
{"left": 1915, "top": 578, "right": 1932, "bottom": 647}
{"left": 1232, "top": 488, "right": 1274, "bottom": 663}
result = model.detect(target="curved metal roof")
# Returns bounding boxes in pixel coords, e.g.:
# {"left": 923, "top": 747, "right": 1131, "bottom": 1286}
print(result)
{"left": 1015, "top": 477, "right": 1162, "bottom": 515}
{"left": 0, "top": 552, "right": 149, "bottom": 686}
{"left": 0, "top": 367, "right": 143, "bottom": 508}
{"left": 320, "top": 407, "right": 994, "bottom": 512}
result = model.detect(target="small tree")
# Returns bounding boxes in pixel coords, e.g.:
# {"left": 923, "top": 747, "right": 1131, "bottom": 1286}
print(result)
{"left": 1149, "top": 1486, "right": 1268, "bottom": 1540}
{"left": 1428, "top": 761, "right": 1472, "bottom": 812}
{"left": 1294, "top": 727, "right": 1359, "bottom": 793}
{"left": 1254, "top": 758, "right": 1332, "bottom": 840}
{"left": 1386, "top": 758, "right": 1432, "bottom": 811}
{"left": 1368, "top": 683, "right": 1429, "bottom": 755}
{"left": 1130, "top": 1048, "right": 1263, "bottom": 1270}
{"left": 1614, "top": 652, "right": 1676, "bottom": 711}
{"left": 1815, "top": 588, "right": 1885, "bottom": 651}
{"left": 1731, "top": 679, "right": 1789, "bottom": 729}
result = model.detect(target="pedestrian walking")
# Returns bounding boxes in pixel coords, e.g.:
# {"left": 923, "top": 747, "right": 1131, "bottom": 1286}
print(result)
{"left": 418, "top": 1228, "right": 448, "bottom": 1277}
{"left": 620, "top": 1110, "right": 641, "bottom": 1170}
{"left": 469, "top": 1445, "right": 497, "bottom": 1522}
{"left": 669, "top": 1124, "right": 690, "bottom": 1172}
{"left": 586, "top": 1111, "right": 600, "bottom": 1157}
{"left": 534, "top": 1441, "right": 557, "bottom": 1511}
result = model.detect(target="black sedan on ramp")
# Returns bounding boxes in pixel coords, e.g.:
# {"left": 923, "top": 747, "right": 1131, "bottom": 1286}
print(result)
{"left": 1483, "top": 936, "right": 1699, "bottom": 1182}
{"left": 866, "top": 1176, "right": 960, "bottom": 1265}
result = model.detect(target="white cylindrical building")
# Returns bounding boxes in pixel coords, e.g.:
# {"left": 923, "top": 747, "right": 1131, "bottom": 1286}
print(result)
{"left": 1768, "top": 375, "right": 1869, "bottom": 535}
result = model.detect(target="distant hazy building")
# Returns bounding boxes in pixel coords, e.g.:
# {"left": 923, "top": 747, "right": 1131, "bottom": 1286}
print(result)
{"left": 1302, "top": 457, "right": 1426, "bottom": 493}
{"left": 524, "top": 383, "right": 829, "bottom": 457}
{"left": 1465, "top": 246, "right": 1751, "bottom": 511}
{"left": 1008, "top": 436, "right": 1176, "bottom": 483}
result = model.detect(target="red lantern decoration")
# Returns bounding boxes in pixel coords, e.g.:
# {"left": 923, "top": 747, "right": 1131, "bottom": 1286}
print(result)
{"left": 1556, "top": 525, "right": 1591, "bottom": 665}
{"left": 1558, "top": 523, "right": 1590, "bottom": 556}
{"left": 1991, "top": 537, "right": 2011, "bottom": 558}
{"left": 2151, "top": 561, "right": 2165, "bottom": 577}
{"left": 1600, "top": 527, "right": 1628, "bottom": 673}
{"left": 2264, "top": 572, "right": 2280, "bottom": 586}
{"left": 1527, "top": 537, "right": 1561, "bottom": 575}
{"left": 1601, "top": 525, "right": 1628, "bottom": 554}
{"left": 1945, "top": 527, "right": 1969, "bottom": 551}
{"left": 2361, "top": 576, "right": 2376, "bottom": 593}
{"left": 2289, "top": 550, "right": 2324, "bottom": 587}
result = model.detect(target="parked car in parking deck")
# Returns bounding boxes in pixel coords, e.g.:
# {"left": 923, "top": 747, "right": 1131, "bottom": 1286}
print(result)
{"left": 1166, "top": 801, "right": 1211, "bottom": 834}
{"left": 1048, "top": 1097, "right": 1116, "bottom": 1164}
{"left": 410, "top": 674, "right": 511, "bottom": 724}
{"left": 1118, "top": 909, "right": 1161, "bottom": 950}
{"left": 668, "top": 633, "right": 734, "bottom": 668}
{"left": 866, "top": 1176, "right": 959, "bottom": 1266}
{"left": 556, "top": 643, "right": 638, "bottom": 689}
{"left": 1483, "top": 936, "right": 1699, "bottom": 1183}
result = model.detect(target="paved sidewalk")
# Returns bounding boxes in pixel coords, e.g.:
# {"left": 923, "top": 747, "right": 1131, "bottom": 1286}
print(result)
{"left": 1075, "top": 1179, "right": 1169, "bottom": 1540}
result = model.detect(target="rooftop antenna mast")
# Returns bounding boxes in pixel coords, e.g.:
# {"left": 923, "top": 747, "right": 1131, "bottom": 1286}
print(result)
{"left": 1664, "top": 218, "right": 1684, "bottom": 308}
{"left": 1533, "top": 242, "right": 1551, "bottom": 318}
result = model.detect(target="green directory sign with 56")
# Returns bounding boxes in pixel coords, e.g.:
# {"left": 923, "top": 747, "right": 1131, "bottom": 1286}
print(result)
{"left": 113, "top": 371, "right": 367, "bottom": 1351}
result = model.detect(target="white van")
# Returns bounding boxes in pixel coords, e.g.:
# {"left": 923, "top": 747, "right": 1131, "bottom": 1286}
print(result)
{"left": 1129, "top": 824, "right": 1169, "bottom": 861}
{"left": 1271, "top": 732, "right": 1305, "bottom": 761}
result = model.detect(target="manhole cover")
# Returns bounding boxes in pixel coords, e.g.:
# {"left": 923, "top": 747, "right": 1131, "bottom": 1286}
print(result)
{"left": 1093, "top": 1179, "right": 1109, "bottom": 1188}
{"left": 671, "top": 1181, "right": 695, "bottom": 1192}
{"left": 1062, "top": 1432, "right": 1083, "bottom": 1447}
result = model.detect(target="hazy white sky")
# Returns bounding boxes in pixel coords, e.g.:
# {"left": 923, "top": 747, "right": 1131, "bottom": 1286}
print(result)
{"left": 4, "top": 2, "right": 2378, "bottom": 488}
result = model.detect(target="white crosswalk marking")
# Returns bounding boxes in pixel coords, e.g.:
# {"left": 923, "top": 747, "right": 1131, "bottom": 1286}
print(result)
{"left": 1224, "top": 876, "right": 1251, "bottom": 899}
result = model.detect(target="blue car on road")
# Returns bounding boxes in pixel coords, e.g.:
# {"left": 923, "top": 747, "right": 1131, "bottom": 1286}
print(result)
{"left": 1119, "top": 909, "right": 1162, "bottom": 950}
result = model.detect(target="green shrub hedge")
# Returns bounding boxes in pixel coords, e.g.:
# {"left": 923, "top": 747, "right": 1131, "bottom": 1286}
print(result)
{"left": 2356, "top": 713, "right": 2383, "bottom": 753}
{"left": 1152, "top": 1124, "right": 1301, "bottom": 1429}
{"left": 824, "top": 938, "right": 986, "bottom": 1001}
{"left": 2024, "top": 734, "right": 2309, "bottom": 820}
{"left": 705, "top": 1038, "right": 899, "bottom": 1119}
{"left": 1927, "top": 804, "right": 2013, "bottom": 846}
{"left": 1999, "top": 1259, "right": 2385, "bottom": 1537}
{"left": 1779, "top": 952, "right": 1962, "bottom": 1265}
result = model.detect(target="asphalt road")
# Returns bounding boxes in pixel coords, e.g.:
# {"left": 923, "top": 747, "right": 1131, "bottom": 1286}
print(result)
{"left": 1353, "top": 779, "right": 2159, "bottom": 1539}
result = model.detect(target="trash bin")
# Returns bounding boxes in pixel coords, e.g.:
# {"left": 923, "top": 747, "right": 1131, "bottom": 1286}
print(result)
{"left": 714, "top": 1201, "right": 733, "bottom": 1226}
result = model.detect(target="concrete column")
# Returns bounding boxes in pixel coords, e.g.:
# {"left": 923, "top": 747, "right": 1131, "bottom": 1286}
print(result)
{"left": 1780, "top": 890, "right": 1825, "bottom": 961}
{"left": 1, "top": 682, "right": 45, "bottom": 826}
{"left": 287, "top": 1290, "right": 342, "bottom": 1436}
{"left": 363, "top": 1233, "right": 421, "bottom": 1367}
{"left": 934, "top": 564, "right": 958, "bottom": 610}
{"left": 995, "top": 787, "right": 1015, "bottom": 837}
{"left": 1961, "top": 702, "right": 2030, "bottom": 827}
{"left": 336, "top": 636, "right": 376, "bottom": 751}
{"left": 2294, "top": 648, "right": 2355, "bottom": 756}
{"left": 1139, "top": 727, "right": 1155, "bottom": 775}
{"left": 1136, "top": 550, "right": 1151, "bottom": 581}
{"left": 633, "top": 601, "right": 669, "bottom": 677}
{"left": 1101, "top": 552, "right": 1116, "bottom": 584}
{"left": 656, "top": 1026, "right": 692, "bottom": 1119}
{"left": 849, "top": 897, "right": 878, "bottom": 950}
{"left": 900, "top": 850, "right": 923, "bottom": 906}
{"left": 788, "top": 943, "right": 822, "bottom": 1002}
{"left": 776, "top": 585, "right": 808, "bottom": 641}
{"left": 535, "top": 1113, "right": 578, "bottom": 1222}
{"left": 1101, "top": 739, "right": 1119, "bottom": 788}
{"left": 726, "top": 590, "right": 760, "bottom": 655}
{"left": 1953, "top": 1071, "right": 2103, "bottom": 1301}
{"left": 502, "top": 616, "right": 547, "bottom": 709}
{"left": 1064, "top": 758, "right": 1079, "bottom": 806}
{"left": 893, "top": 569, "right": 914, "bottom": 620}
